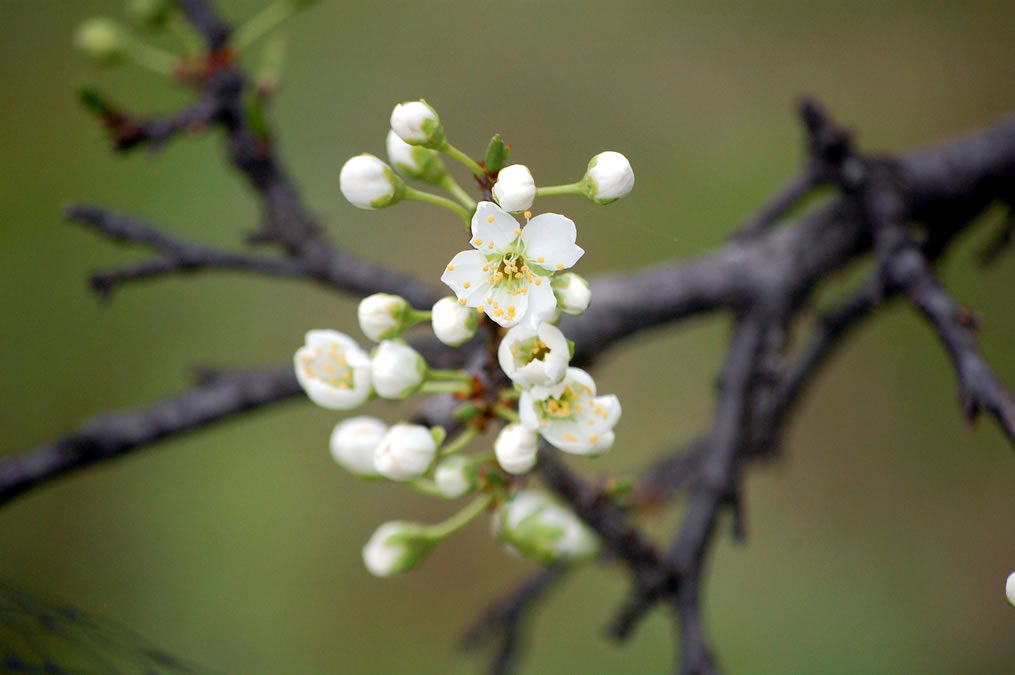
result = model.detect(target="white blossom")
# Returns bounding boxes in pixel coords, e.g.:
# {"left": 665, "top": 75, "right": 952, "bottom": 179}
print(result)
{"left": 431, "top": 296, "right": 478, "bottom": 346}
{"left": 551, "top": 272, "right": 591, "bottom": 316}
{"left": 434, "top": 455, "right": 475, "bottom": 498}
{"left": 494, "top": 424, "right": 539, "bottom": 474}
{"left": 362, "top": 520, "right": 436, "bottom": 577}
{"left": 519, "top": 367, "right": 620, "bottom": 455}
{"left": 498, "top": 322, "right": 569, "bottom": 389}
{"left": 493, "top": 490, "right": 598, "bottom": 563}
{"left": 441, "top": 202, "right": 584, "bottom": 328}
{"left": 584, "top": 151, "right": 634, "bottom": 204}
{"left": 339, "top": 154, "right": 403, "bottom": 209}
{"left": 1007, "top": 572, "right": 1015, "bottom": 607}
{"left": 374, "top": 423, "right": 438, "bottom": 481}
{"left": 358, "top": 293, "right": 409, "bottom": 342}
{"left": 492, "top": 164, "right": 536, "bottom": 212}
{"left": 371, "top": 340, "right": 425, "bottom": 399}
{"left": 294, "top": 330, "right": 372, "bottom": 410}
{"left": 329, "top": 416, "right": 386, "bottom": 476}
{"left": 390, "top": 100, "right": 444, "bottom": 147}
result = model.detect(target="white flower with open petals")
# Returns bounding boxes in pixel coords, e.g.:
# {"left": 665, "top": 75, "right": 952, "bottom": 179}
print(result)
{"left": 498, "top": 322, "right": 570, "bottom": 389}
{"left": 294, "top": 330, "right": 372, "bottom": 410}
{"left": 519, "top": 367, "right": 620, "bottom": 455}
{"left": 441, "top": 202, "right": 584, "bottom": 328}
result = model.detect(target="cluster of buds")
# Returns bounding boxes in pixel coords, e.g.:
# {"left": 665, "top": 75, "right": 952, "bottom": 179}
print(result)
{"left": 299, "top": 99, "right": 634, "bottom": 576}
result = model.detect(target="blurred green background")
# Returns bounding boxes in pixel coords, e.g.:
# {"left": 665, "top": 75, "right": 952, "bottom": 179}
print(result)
{"left": 2, "top": 0, "right": 1014, "bottom": 672}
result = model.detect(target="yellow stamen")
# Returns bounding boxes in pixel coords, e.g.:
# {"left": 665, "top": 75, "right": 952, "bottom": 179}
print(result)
{"left": 447, "top": 264, "right": 455, "bottom": 271}
{"left": 524, "top": 210, "right": 532, "bottom": 220}
{"left": 556, "top": 263, "right": 564, "bottom": 270}
{"left": 474, "top": 238, "right": 482, "bottom": 245}
{"left": 477, "top": 305, "right": 484, "bottom": 313}
{"left": 487, "top": 215, "right": 495, "bottom": 223}
{"left": 488, "top": 241, "right": 494, "bottom": 249}
{"left": 589, "top": 435, "right": 598, "bottom": 443}
{"left": 538, "top": 257, "right": 545, "bottom": 263}
{"left": 464, "top": 281, "right": 471, "bottom": 289}
{"left": 459, "top": 298, "right": 467, "bottom": 306}
{"left": 514, "top": 228, "right": 521, "bottom": 236}
{"left": 565, "top": 433, "right": 576, "bottom": 442}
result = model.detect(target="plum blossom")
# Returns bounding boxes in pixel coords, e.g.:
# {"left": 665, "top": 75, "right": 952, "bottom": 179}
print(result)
{"left": 519, "top": 367, "right": 620, "bottom": 455}
{"left": 294, "top": 330, "right": 372, "bottom": 410}
{"left": 441, "top": 202, "right": 583, "bottom": 328}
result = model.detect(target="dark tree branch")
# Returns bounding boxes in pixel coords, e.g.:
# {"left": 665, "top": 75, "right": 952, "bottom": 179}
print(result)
{"left": 461, "top": 567, "right": 566, "bottom": 675}
{"left": 0, "top": 367, "right": 300, "bottom": 506}
{"left": 66, "top": 204, "right": 439, "bottom": 305}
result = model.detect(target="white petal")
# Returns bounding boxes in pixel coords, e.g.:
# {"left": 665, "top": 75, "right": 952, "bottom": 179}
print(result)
{"left": 521, "top": 213, "right": 584, "bottom": 271}
{"left": 441, "top": 250, "right": 492, "bottom": 305}
{"left": 523, "top": 281, "right": 558, "bottom": 328}
{"left": 564, "top": 367, "right": 597, "bottom": 397}
{"left": 518, "top": 391, "right": 541, "bottom": 430}
{"left": 472, "top": 202, "right": 521, "bottom": 252}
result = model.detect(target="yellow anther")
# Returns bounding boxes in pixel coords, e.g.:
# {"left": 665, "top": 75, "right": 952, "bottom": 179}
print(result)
{"left": 538, "top": 257, "right": 545, "bottom": 263}
{"left": 459, "top": 298, "right": 467, "bottom": 306}
{"left": 556, "top": 263, "right": 564, "bottom": 270}
{"left": 514, "top": 228, "right": 521, "bottom": 236}
{"left": 589, "top": 435, "right": 598, "bottom": 443}
{"left": 534, "top": 278, "right": 542, "bottom": 285}
{"left": 482, "top": 265, "right": 489, "bottom": 272}
{"left": 515, "top": 272, "right": 523, "bottom": 278}
{"left": 487, "top": 215, "right": 495, "bottom": 223}
{"left": 488, "top": 241, "right": 495, "bottom": 249}
{"left": 588, "top": 419, "right": 596, "bottom": 425}
{"left": 447, "top": 264, "right": 455, "bottom": 271}
{"left": 339, "top": 356, "right": 347, "bottom": 365}
{"left": 474, "top": 238, "right": 482, "bottom": 245}
{"left": 303, "top": 366, "right": 313, "bottom": 377}
{"left": 524, "top": 210, "right": 532, "bottom": 220}
{"left": 464, "top": 281, "right": 471, "bottom": 289}
{"left": 540, "top": 419, "right": 547, "bottom": 425}
{"left": 565, "top": 433, "right": 576, "bottom": 442}
{"left": 495, "top": 309, "right": 504, "bottom": 316}
{"left": 477, "top": 305, "right": 484, "bottom": 313}
{"left": 521, "top": 265, "right": 528, "bottom": 271}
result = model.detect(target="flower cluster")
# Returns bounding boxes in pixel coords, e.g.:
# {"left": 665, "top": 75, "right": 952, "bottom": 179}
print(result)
{"left": 298, "top": 99, "right": 634, "bottom": 577}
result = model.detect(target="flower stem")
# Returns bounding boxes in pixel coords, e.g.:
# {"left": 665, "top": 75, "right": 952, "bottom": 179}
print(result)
{"left": 493, "top": 405, "right": 520, "bottom": 424}
{"left": 122, "top": 38, "right": 179, "bottom": 76}
{"left": 427, "top": 368, "right": 471, "bottom": 383}
{"left": 439, "top": 427, "right": 479, "bottom": 457}
{"left": 404, "top": 187, "right": 471, "bottom": 226}
{"left": 426, "top": 494, "right": 493, "bottom": 539}
{"left": 440, "top": 142, "right": 486, "bottom": 178}
{"left": 232, "top": 0, "right": 298, "bottom": 52}
{"left": 419, "top": 380, "right": 471, "bottom": 395}
{"left": 438, "top": 174, "right": 477, "bottom": 211}
{"left": 535, "top": 181, "right": 585, "bottom": 197}
{"left": 407, "top": 478, "right": 443, "bottom": 498}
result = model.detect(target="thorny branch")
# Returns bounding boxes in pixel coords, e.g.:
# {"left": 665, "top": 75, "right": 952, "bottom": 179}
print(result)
{"left": 1, "top": 1, "right": 1013, "bottom": 673}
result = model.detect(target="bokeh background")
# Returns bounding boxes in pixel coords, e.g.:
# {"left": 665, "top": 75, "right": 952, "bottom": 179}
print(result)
{"left": 2, "top": 0, "right": 1014, "bottom": 672}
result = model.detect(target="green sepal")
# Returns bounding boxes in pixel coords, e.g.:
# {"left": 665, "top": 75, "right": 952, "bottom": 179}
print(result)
{"left": 430, "top": 426, "right": 447, "bottom": 448}
{"left": 567, "top": 339, "right": 575, "bottom": 359}
{"left": 484, "top": 133, "right": 510, "bottom": 174}
{"left": 453, "top": 401, "right": 483, "bottom": 423}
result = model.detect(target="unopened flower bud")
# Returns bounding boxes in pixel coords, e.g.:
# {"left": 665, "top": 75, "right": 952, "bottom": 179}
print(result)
{"left": 329, "top": 416, "right": 386, "bottom": 476}
{"left": 371, "top": 340, "right": 426, "bottom": 399}
{"left": 339, "top": 154, "right": 405, "bottom": 209}
{"left": 494, "top": 424, "right": 538, "bottom": 474}
{"left": 434, "top": 455, "right": 477, "bottom": 498}
{"left": 1007, "top": 572, "right": 1015, "bottom": 607}
{"left": 582, "top": 151, "right": 634, "bottom": 204}
{"left": 492, "top": 164, "right": 536, "bottom": 212}
{"left": 358, "top": 293, "right": 411, "bottom": 342}
{"left": 431, "top": 297, "right": 478, "bottom": 347}
{"left": 551, "top": 272, "right": 591, "bottom": 316}
{"left": 374, "top": 423, "right": 438, "bottom": 481}
{"left": 390, "top": 100, "right": 445, "bottom": 149}
{"left": 494, "top": 490, "right": 599, "bottom": 564}
{"left": 362, "top": 520, "right": 438, "bottom": 577}
{"left": 74, "top": 18, "right": 127, "bottom": 64}
{"left": 385, "top": 130, "right": 447, "bottom": 184}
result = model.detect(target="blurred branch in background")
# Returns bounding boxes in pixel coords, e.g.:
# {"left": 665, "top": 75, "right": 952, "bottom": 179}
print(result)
{"left": 2, "top": 1, "right": 1014, "bottom": 673}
